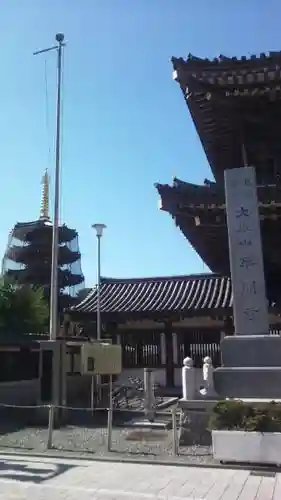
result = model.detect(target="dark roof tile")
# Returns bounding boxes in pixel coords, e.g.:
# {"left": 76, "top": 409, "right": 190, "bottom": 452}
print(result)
{"left": 72, "top": 274, "right": 232, "bottom": 316}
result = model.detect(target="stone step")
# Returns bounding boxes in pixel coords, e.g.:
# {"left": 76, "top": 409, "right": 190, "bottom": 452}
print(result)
{"left": 214, "top": 367, "right": 281, "bottom": 399}
{"left": 220, "top": 335, "right": 281, "bottom": 367}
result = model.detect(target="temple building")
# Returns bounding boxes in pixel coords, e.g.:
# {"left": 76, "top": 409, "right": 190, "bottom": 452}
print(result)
{"left": 156, "top": 52, "right": 281, "bottom": 306}
{"left": 70, "top": 50, "right": 281, "bottom": 388}
{"left": 2, "top": 170, "right": 85, "bottom": 311}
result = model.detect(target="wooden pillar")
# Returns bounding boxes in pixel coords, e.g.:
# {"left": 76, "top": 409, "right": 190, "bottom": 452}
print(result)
{"left": 104, "top": 321, "right": 118, "bottom": 342}
{"left": 164, "top": 321, "right": 174, "bottom": 387}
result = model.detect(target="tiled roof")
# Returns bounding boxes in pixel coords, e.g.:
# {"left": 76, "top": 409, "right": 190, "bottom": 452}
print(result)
{"left": 72, "top": 274, "right": 232, "bottom": 316}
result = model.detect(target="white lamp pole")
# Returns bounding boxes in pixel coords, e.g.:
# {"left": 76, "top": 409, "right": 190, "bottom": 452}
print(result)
{"left": 91, "top": 223, "right": 106, "bottom": 409}
{"left": 92, "top": 223, "right": 106, "bottom": 341}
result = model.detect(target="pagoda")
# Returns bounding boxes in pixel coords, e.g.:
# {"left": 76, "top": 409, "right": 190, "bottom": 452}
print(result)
{"left": 2, "top": 170, "right": 85, "bottom": 311}
{"left": 156, "top": 51, "right": 281, "bottom": 307}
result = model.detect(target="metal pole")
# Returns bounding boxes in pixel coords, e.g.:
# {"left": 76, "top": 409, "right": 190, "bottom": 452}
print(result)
{"left": 107, "top": 374, "right": 113, "bottom": 451}
{"left": 34, "top": 33, "right": 65, "bottom": 440}
{"left": 96, "top": 234, "right": 102, "bottom": 403}
{"left": 172, "top": 407, "right": 178, "bottom": 456}
{"left": 49, "top": 33, "right": 64, "bottom": 342}
{"left": 91, "top": 375, "right": 94, "bottom": 414}
{"left": 97, "top": 234, "right": 101, "bottom": 341}
{"left": 47, "top": 405, "right": 55, "bottom": 449}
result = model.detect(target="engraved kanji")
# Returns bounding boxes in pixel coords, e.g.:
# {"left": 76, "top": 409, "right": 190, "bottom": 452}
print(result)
{"left": 238, "top": 239, "right": 252, "bottom": 246}
{"left": 239, "top": 256, "right": 256, "bottom": 269}
{"left": 236, "top": 221, "right": 251, "bottom": 233}
{"left": 243, "top": 307, "right": 259, "bottom": 320}
{"left": 240, "top": 280, "right": 257, "bottom": 296}
{"left": 236, "top": 206, "right": 250, "bottom": 218}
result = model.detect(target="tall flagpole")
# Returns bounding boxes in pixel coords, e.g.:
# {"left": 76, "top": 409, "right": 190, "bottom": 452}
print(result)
{"left": 34, "top": 34, "right": 65, "bottom": 447}
{"left": 50, "top": 33, "right": 64, "bottom": 341}
{"left": 34, "top": 33, "right": 65, "bottom": 341}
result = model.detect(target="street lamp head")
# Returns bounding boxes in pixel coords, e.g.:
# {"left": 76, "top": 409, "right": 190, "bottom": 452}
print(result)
{"left": 92, "top": 223, "right": 106, "bottom": 237}
{"left": 56, "top": 33, "right": 64, "bottom": 43}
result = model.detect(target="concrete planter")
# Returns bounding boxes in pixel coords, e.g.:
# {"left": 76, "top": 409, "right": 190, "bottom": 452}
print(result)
{"left": 212, "top": 430, "right": 281, "bottom": 465}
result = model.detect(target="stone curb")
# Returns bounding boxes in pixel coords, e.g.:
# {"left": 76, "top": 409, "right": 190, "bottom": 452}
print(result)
{"left": 0, "top": 447, "right": 280, "bottom": 473}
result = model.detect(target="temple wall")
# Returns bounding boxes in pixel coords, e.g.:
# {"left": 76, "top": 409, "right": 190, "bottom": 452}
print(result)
{"left": 0, "top": 379, "right": 40, "bottom": 406}
{"left": 0, "top": 375, "right": 92, "bottom": 407}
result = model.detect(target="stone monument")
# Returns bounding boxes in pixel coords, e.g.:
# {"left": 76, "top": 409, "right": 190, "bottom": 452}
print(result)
{"left": 214, "top": 166, "right": 281, "bottom": 399}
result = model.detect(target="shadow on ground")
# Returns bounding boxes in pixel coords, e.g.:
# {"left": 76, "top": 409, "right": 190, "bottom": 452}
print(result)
{"left": 0, "top": 457, "right": 74, "bottom": 483}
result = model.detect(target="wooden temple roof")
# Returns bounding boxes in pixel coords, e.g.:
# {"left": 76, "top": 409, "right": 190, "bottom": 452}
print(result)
{"left": 71, "top": 274, "right": 232, "bottom": 319}
{"left": 156, "top": 177, "right": 281, "bottom": 209}
{"left": 172, "top": 52, "right": 281, "bottom": 180}
{"left": 156, "top": 179, "right": 281, "bottom": 276}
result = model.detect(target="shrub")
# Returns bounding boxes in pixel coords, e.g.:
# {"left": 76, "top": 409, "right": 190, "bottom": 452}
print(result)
{"left": 209, "top": 400, "right": 281, "bottom": 433}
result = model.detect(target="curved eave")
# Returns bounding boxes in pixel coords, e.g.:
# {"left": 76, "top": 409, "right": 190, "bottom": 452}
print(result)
{"left": 171, "top": 53, "right": 281, "bottom": 180}
{"left": 171, "top": 52, "right": 281, "bottom": 74}
{"left": 156, "top": 179, "right": 281, "bottom": 210}
{"left": 156, "top": 180, "right": 224, "bottom": 210}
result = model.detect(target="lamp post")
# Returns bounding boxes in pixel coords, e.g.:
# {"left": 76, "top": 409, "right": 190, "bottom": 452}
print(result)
{"left": 92, "top": 223, "right": 106, "bottom": 341}
{"left": 91, "top": 223, "right": 106, "bottom": 408}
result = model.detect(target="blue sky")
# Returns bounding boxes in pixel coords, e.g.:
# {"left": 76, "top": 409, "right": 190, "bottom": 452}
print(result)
{"left": 0, "top": 0, "right": 280, "bottom": 286}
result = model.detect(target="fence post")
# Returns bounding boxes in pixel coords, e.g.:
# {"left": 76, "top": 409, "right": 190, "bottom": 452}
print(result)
{"left": 172, "top": 407, "right": 178, "bottom": 456}
{"left": 199, "top": 356, "right": 218, "bottom": 398}
{"left": 47, "top": 404, "right": 54, "bottom": 449}
{"left": 107, "top": 375, "right": 113, "bottom": 451}
{"left": 182, "top": 357, "right": 196, "bottom": 400}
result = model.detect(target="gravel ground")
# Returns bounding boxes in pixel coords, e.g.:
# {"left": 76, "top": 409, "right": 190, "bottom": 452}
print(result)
{"left": 0, "top": 397, "right": 216, "bottom": 466}
{"left": 0, "top": 425, "right": 214, "bottom": 465}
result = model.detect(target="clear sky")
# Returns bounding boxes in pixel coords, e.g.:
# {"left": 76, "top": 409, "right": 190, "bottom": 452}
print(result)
{"left": 0, "top": 0, "right": 280, "bottom": 287}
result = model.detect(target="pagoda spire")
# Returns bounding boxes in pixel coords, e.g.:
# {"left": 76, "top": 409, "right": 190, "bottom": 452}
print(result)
{"left": 39, "top": 169, "right": 50, "bottom": 220}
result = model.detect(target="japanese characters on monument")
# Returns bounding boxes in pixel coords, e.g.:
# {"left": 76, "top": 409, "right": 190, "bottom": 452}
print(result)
{"left": 224, "top": 167, "right": 269, "bottom": 335}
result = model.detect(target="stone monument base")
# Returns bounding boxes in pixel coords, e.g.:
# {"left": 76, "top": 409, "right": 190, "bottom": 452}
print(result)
{"left": 214, "top": 335, "right": 281, "bottom": 399}
{"left": 220, "top": 335, "right": 281, "bottom": 367}
{"left": 214, "top": 367, "right": 281, "bottom": 399}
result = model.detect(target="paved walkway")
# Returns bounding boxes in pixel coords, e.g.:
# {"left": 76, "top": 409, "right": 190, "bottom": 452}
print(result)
{"left": 0, "top": 453, "right": 279, "bottom": 499}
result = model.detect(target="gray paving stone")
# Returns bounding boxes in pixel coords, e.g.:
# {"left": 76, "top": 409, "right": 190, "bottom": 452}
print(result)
{"left": 0, "top": 454, "right": 277, "bottom": 499}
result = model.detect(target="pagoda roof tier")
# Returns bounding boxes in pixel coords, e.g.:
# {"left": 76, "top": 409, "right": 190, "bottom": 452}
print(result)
{"left": 5, "top": 244, "right": 81, "bottom": 266}
{"left": 70, "top": 274, "right": 278, "bottom": 321}
{"left": 11, "top": 220, "right": 77, "bottom": 243}
{"left": 171, "top": 52, "right": 281, "bottom": 180}
{"left": 6, "top": 267, "right": 84, "bottom": 288}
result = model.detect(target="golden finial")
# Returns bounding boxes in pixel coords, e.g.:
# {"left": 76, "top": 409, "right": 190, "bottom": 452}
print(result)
{"left": 40, "top": 169, "right": 50, "bottom": 220}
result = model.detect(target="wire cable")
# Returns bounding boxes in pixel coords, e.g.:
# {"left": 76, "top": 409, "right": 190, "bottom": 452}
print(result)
{"left": 44, "top": 57, "right": 53, "bottom": 170}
